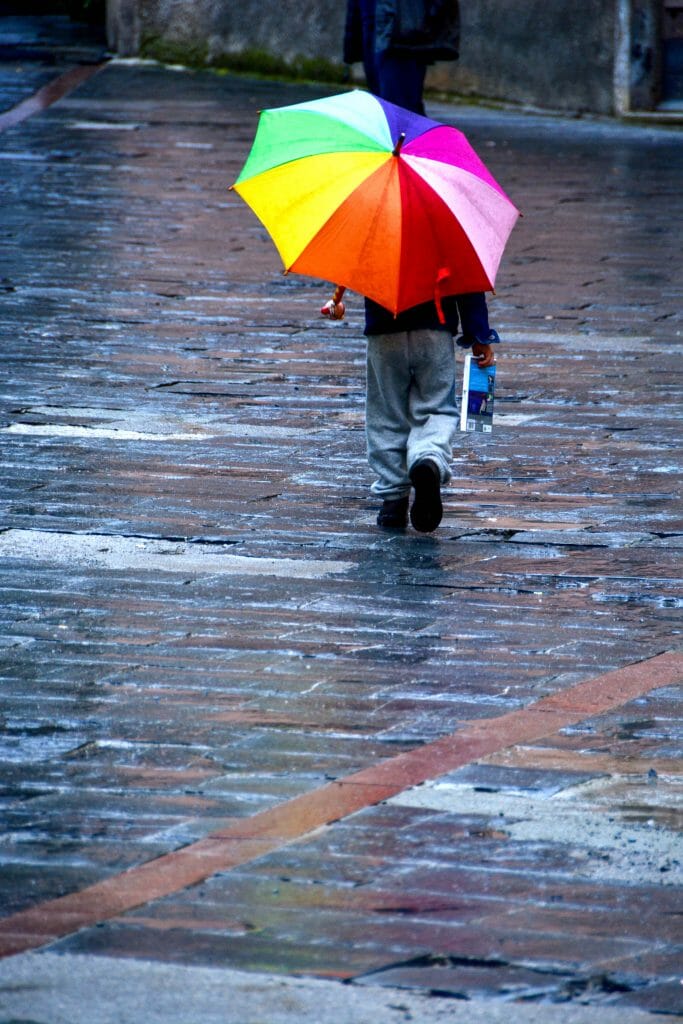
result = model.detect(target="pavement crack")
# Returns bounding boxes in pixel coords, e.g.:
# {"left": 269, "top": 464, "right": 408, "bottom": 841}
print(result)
{"left": 3, "top": 527, "right": 241, "bottom": 547}
{"left": 373, "top": 904, "right": 475, "bottom": 916}
{"left": 355, "top": 953, "right": 512, "bottom": 975}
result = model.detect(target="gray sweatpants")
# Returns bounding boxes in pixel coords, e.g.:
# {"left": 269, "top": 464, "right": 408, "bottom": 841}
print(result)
{"left": 366, "top": 329, "right": 458, "bottom": 500}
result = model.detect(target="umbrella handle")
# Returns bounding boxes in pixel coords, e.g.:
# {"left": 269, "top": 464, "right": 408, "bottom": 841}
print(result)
{"left": 321, "top": 285, "right": 346, "bottom": 320}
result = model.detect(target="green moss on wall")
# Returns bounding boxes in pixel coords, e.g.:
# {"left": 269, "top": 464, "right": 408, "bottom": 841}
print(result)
{"left": 140, "top": 36, "right": 209, "bottom": 67}
{"left": 140, "top": 37, "right": 346, "bottom": 84}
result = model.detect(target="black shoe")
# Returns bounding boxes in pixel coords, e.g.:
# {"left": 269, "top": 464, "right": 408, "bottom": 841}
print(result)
{"left": 377, "top": 496, "right": 409, "bottom": 529}
{"left": 409, "top": 458, "right": 442, "bottom": 533}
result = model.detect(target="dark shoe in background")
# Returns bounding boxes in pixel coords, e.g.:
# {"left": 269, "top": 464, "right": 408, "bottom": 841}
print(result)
{"left": 377, "top": 495, "right": 409, "bottom": 529}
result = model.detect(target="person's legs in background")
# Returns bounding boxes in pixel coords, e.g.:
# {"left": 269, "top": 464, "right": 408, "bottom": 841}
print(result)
{"left": 376, "top": 52, "right": 427, "bottom": 114}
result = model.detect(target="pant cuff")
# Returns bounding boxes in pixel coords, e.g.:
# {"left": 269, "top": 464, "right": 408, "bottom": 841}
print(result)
{"left": 408, "top": 451, "right": 452, "bottom": 484}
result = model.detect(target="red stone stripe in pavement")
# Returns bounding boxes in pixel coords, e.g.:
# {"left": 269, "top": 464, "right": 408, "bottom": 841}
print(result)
{"left": 0, "top": 649, "right": 680, "bottom": 959}
{"left": 0, "top": 63, "right": 106, "bottom": 133}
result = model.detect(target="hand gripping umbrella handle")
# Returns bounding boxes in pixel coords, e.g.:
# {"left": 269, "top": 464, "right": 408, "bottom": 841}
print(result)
{"left": 321, "top": 285, "right": 346, "bottom": 320}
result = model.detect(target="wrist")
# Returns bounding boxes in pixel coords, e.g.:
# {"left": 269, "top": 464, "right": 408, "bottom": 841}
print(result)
{"left": 456, "top": 329, "right": 500, "bottom": 349}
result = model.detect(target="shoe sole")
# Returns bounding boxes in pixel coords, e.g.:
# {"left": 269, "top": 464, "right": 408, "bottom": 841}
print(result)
{"left": 409, "top": 461, "right": 442, "bottom": 533}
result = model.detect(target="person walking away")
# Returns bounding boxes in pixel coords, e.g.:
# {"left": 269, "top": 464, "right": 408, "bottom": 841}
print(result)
{"left": 364, "top": 292, "right": 497, "bottom": 533}
{"left": 341, "top": 0, "right": 500, "bottom": 532}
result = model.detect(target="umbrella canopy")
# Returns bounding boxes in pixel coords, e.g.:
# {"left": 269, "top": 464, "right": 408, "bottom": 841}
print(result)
{"left": 232, "top": 89, "right": 519, "bottom": 316}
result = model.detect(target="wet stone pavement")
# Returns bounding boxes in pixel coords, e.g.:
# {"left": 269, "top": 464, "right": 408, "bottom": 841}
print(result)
{"left": 0, "top": 16, "right": 682, "bottom": 1022}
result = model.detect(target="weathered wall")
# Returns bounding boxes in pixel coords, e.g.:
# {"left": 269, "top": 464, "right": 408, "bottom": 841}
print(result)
{"left": 429, "top": 0, "right": 618, "bottom": 115}
{"left": 137, "top": 0, "right": 349, "bottom": 72}
{"left": 107, "top": 0, "right": 634, "bottom": 116}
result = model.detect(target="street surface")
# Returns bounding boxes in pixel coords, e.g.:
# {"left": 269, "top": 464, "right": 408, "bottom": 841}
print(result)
{"left": 0, "top": 14, "right": 681, "bottom": 1023}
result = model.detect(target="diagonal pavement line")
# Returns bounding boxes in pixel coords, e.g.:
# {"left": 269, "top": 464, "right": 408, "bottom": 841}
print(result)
{"left": 0, "top": 649, "right": 680, "bottom": 959}
{"left": 0, "top": 63, "right": 106, "bottom": 133}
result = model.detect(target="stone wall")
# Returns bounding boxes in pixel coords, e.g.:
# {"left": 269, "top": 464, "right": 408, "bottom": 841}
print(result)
{"left": 429, "top": 0, "right": 618, "bottom": 115}
{"left": 106, "top": 0, "right": 657, "bottom": 116}
{"left": 134, "top": 0, "right": 348, "bottom": 72}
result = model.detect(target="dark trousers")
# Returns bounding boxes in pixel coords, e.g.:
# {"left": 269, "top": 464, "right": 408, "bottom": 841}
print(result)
{"left": 354, "top": 0, "right": 427, "bottom": 115}
{"left": 376, "top": 52, "right": 427, "bottom": 115}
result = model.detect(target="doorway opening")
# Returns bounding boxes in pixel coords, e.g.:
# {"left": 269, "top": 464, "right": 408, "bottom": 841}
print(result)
{"left": 661, "top": 0, "right": 683, "bottom": 106}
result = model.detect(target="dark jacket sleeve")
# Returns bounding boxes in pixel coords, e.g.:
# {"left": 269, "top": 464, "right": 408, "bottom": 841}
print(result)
{"left": 456, "top": 292, "right": 490, "bottom": 340}
{"left": 343, "top": 0, "right": 365, "bottom": 65}
{"left": 375, "top": 0, "right": 460, "bottom": 61}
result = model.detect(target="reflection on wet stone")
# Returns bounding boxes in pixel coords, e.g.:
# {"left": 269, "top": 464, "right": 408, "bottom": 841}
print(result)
{"left": 0, "top": 16, "right": 681, "bottom": 1016}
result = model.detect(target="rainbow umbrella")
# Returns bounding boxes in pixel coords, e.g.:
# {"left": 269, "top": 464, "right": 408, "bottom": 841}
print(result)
{"left": 231, "top": 89, "right": 519, "bottom": 316}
